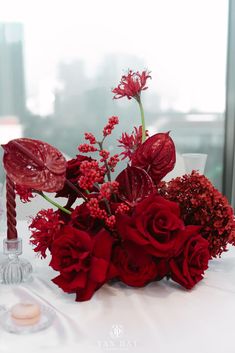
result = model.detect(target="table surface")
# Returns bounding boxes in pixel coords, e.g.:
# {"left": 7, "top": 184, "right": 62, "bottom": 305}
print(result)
{"left": 0, "top": 221, "right": 235, "bottom": 353}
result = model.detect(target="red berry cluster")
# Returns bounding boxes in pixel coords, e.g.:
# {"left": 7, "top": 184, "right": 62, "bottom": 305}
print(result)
{"left": 79, "top": 160, "right": 105, "bottom": 189}
{"left": 103, "top": 116, "right": 119, "bottom": 136}
{"left": 115, "top": 203, "right": 130, "bottom": 215}
{"left": 87, "top": 198, "right": 107, "bottom": 219}
{"left": 78, "top": 144, "right": 98, "bottom": 153}
{"left": 105, "top": 215, "right": 116, "bottom": 229}
{"left": 84, "top": 132, "right": 96, "bottom": 144}
{"left": 99, "top": 181, "right": 119, "bottom": 200}
{"left": 99, "top": 150, "right": 110, "bottom": 162}
{"left": 108, "top": 154, "right": 120, "bottom": 172}
{"left": 75, "top": 117, "right": 123, "bottom": 230}
{"left": 86, "top": 197, "right": 117, "bottom": 229}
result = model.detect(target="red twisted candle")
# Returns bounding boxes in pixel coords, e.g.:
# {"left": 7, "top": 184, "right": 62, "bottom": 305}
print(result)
{"left": 6, "top": 175, "right": 18, "bottom": 240}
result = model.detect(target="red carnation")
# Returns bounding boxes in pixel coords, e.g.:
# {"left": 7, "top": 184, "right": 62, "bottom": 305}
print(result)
{"left": 169, "top": 226, "right": 210, "bottom": 289}
{"left": 112, "top": 70, "right": 151, "bottom": 100}
{"left": 131, "top": 132, "right": 176, "bottom": 185}
{"left": 50, "top": 226, "right": 114, "bottom": 301}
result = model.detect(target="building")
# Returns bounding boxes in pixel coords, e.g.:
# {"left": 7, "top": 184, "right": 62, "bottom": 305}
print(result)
{"left": 0, "top": 23, "right": 26, "bottom": 119}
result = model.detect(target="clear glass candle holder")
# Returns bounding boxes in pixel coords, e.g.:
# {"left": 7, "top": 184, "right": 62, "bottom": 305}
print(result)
{"left": 182, "top": 153, "right": 207, "bottom": 174}
{"left": 0, "top": 238, "right": 33, "bottom": 284}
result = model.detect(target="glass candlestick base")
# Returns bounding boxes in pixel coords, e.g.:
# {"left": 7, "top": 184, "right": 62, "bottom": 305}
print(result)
{"left": 0, "top": 238, "right": 33, "bottom": 284}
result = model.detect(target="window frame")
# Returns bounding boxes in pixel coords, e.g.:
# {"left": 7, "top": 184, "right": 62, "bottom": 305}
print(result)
{"left": 223, "top": 0, "right": 235, "bottom": 207}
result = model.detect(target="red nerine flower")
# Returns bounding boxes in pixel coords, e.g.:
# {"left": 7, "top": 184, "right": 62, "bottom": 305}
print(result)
{"left": 112, "top": 70, "right": 151, "bottom": 100}
{"left": 131, "top": 132, "right": 176, "bottom": 185}
{"left": 30, "top": 209, "right": 64, "bottom": 258}
{"left": 15, "top": 184, "right": 35, "bottom": 203}
{"left": 118, "top": 126, "right": 148, "bottom": 160}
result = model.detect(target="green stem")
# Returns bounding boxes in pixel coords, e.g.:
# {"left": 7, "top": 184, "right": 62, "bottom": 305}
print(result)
{"left": 38, "top": 192, "right": 72, "bottom": 215}
{"left": 137, "top": 99, "right": 146, "bottom": 142}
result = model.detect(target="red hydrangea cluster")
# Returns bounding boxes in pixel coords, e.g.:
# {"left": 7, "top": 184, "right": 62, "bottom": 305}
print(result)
{"left": 11, "top": 69, "right": 234, "bottom": 302}
{"left": 159, "top": 172, "right": 235, "bottom": 257}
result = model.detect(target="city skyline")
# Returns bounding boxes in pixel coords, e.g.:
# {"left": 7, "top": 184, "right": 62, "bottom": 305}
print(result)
{"left": 0, "top": 23, "right": 25, "bottom": 119}
{"left": 0, "top": 0, "right": 228, "bottom": 115}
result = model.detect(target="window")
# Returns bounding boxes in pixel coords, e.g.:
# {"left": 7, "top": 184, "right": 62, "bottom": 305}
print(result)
{"left": 0, "top": 0, "right": 228, "bottom": 190}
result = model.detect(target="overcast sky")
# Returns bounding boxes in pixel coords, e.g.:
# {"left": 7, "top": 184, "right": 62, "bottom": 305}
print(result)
{"left": 0, "top": 0, "right": 228, "bottom": 114}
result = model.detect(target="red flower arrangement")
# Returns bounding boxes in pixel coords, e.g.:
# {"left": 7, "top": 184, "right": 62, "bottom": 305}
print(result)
{"left": 2, "top": 69, "right": 234, "bottom": 302}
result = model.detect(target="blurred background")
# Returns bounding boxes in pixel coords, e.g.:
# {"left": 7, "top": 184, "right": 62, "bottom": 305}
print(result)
{"left": 0, "top": 0, "right": 230, "bottom": 192}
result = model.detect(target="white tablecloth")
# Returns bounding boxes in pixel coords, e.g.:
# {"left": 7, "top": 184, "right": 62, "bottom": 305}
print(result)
{"left": 0, "top": 221, "right": 235, "bottom": 353}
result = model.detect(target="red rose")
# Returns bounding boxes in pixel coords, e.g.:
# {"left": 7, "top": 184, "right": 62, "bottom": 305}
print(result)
{"left": 70, "top": 203, "right": 102, "bottom": 233}
{"left": 169, "top": 226, "right": 210, "bottom": 289}
{"left": 112, "top": 241, "right": 167, "bottom": 287}
{"left": 50, "top": 225, "right": 113, "bottom": 301}
{"left": 117, "top": 194, "right": 185, "bottom": 258}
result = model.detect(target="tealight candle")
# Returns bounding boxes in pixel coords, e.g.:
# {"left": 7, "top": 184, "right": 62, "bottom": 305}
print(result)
{"left": 11, "top": 303, "right": 41, "bottom": 326}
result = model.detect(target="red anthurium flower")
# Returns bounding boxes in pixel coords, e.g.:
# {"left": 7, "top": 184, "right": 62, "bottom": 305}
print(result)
{"left": 116, "top": 166, "right": 155, "bottom": 207}
{"left": 131, "top": 132, "right": 176, "bottom": 185}
{"left": 112, "top": 70, "right": 151, "bottom": 100}
{"left": 2, "top": 138, "right": 66, "bottom": 192}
